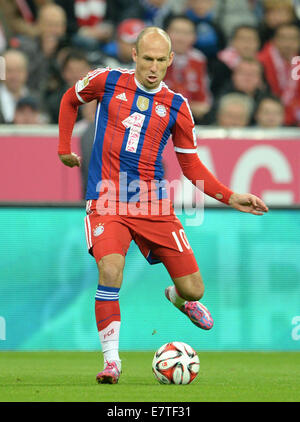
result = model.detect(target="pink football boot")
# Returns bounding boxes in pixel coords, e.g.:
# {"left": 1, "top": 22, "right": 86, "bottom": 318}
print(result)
{"left": 165, "top": 286, "right": 214, "bottom": 330}
{"left": 96, "top": 361, "right": 121, "bottom": 384}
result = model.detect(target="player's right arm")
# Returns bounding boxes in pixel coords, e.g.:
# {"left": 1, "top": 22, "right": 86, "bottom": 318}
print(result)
{"left": 58, "top": 86, "right": 82, "bottom": 167}
{"left": 58, "top": 68, "right": 109, "bottom": 167}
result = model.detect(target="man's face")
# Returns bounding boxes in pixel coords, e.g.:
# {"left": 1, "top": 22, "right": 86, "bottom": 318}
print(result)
{"left": 255, "top": 99, "right": 284, "bottom": 128}
{"left": 148, "top": 0, "right": 167, "bottom": 7}
{"left": 232, "top": 28, "right": 260, "bottom": 59}
{"left": 14, "top": 106, "right": 39, "bottom": 124}
{"left": 4, "top": 52, "right": 28, "bottom": 94}
{"left": 167, "top": 19, "right": 196, "bottom": 55}
{"left": 188, "top": 0, "right": 214, "bottom": 17}
{"left": 274, "top": 26, "right": 300, "bottom": 60}
{"left": 218, "top": 102, "right": 249, "bottom": 127}
{"left": 38, "top": 6, "right": 66, "bottom": 38}
{"left": 132, "top": 32, "right": 174, "bottom": 89}
{"left": 265, "top": 6, "right": 294, "bottom": 29}
{"left": 232, "top": 61, "right": 262, "bottom": 95}
{"left": 62, "top": 59, "right": 90, "bottom": 87}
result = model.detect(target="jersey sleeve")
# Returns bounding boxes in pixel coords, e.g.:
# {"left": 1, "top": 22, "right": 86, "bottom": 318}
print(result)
{"left": 176, "top": 152, "right": 234, "bottom": 204}
{"left": 171, "top": 98, "right": 198, "bottom": 154}
{"left": 58, "top": 68, "right": 109, "bottom": 155}
{"left": 74, "top": 67, "right": 110, "bottom": 103}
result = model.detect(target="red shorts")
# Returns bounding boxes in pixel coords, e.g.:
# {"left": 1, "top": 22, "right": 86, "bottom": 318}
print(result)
{"left": 84, "top": 200, "right": 199, "bottom": 279}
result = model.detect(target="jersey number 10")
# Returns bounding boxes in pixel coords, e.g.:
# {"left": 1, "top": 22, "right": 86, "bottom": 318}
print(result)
{"left": 172, "top": 230, "right": 191, "bottom": 252}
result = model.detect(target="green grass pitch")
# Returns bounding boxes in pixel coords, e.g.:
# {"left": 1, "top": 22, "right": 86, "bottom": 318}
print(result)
{"left": 0, "top": 351, "right": 299, "bottom": 402}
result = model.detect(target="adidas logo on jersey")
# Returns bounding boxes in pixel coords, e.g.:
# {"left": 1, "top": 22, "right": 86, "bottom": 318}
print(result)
{"left": 116, "top": 92, "right": 127, "bottom": 101}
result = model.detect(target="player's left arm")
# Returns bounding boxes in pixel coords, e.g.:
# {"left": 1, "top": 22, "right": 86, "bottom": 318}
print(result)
{"left": 172, "top": 99, "right": 268, "bottom": 215}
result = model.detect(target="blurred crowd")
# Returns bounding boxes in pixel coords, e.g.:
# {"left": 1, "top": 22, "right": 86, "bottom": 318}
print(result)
{"left": 1, "top": 0, "right": 300, "bottom": 130}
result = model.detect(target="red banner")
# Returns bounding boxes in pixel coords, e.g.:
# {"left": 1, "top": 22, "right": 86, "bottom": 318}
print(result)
{"left": 0, "top": 130, "right": 299, "bottom": 205}
{"left": 162, "top": 137, "right": 300, "bottom": 205}
{"left": 0, "top": 135, "right": 82, "bottom": 201}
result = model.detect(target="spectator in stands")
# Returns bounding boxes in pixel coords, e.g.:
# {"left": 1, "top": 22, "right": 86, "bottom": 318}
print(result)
{"left": 122, "top": 0, "right": 175, "bottom": 28}
{"left": 0, "top": 23, "right": 6, "bottom": 54}
{"left": 229, "top": 58, "right": 267, "bottom": 102}
{"left": 59, "top": 0, "right": 114, "bottom": 51}
{"left": 104, "top": 0, "right": 186, "bottom": 27}
{"left": 216, "top": 92, "right": 254, "bottom": 128}
{"left": 53, "top": 0, "right": 80, "bottom": 39}
{"left": 45, "top": 50, "right": 91, "bottom": 123}
{"left": 218, "top": 25, "right": 261, "bottom": 69}
{"left": 210, "top": 24, "right": 261, "bottom": 96}
{"left": 258, "top": 23, "right": 300, "bottom": 126}
{"left": 0, "top": 49, "right": 33, "bottom": 123}
{"left": 16, "top": 3, "right": 68, "bottom": 97}
{"left": 164, "top": 15, "right": 212, "bottom": 123}
{"left": 205, "top": 58, "right": 268, "bottom": 125}
{"left": 213, "top": 0, "right": 259, "bottom": 40}
{"left": 254, "top": 95, "right": 285, "bottom": 128}
{"left": 102, "top": 19, "right": 146, "bottom": 69}
{"left": 0, "top": 0, "right": 53, "bottom": 40}
{"left": 13, "top": 96, "right": 45, "bottom": 124}
{"left": 258, "top": 0, "right": 298, "bottom": 45}
{"left": 183, "top": 0, "right": 226, "bottom": 59}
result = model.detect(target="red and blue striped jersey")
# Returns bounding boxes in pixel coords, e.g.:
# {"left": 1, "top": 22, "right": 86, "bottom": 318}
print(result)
{"left": 74, "top": 67, "right": 198, "bottom": 202}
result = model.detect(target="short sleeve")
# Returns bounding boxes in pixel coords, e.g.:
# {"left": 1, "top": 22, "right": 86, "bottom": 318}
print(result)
{"left": 171, "top": 98, "right": 198, "bottom": 154}
{"left": 74, "top": 67, "right": 110, "bottom": 104}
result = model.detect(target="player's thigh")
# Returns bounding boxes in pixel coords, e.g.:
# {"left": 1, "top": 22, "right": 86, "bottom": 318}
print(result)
{"left": 132, "top": 215, "right": 202, "bottom": 286}
{"left": 158, "top": 222, "right": 204, "bottom": 300}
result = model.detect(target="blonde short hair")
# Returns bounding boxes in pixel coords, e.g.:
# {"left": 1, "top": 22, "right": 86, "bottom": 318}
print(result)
{"left": 135, "top": 26, "right": 172, "bottom": 54}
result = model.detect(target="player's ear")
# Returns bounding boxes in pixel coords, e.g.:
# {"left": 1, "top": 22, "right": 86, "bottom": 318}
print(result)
{"left": 168, "top": 51, "right": 174, "bottom": 67}
{"left": 132, "top": 47, "right": 137, "bottom": 63}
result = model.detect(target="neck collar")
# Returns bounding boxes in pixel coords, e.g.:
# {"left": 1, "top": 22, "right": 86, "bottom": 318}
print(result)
{"left": 134, "top": 76, "right": 162, "bottom": 94}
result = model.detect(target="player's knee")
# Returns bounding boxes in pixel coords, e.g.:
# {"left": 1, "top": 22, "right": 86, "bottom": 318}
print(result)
{"left": 185, "top": 276, "right": 204, "bottom": 301}
{"left": 174, "top": 272, "right": 205, "bottom": 301}
{"left": 185, "top": 283, "right": 204, "bottom": 301}
{"left": 97, "top": 254, "right": 124, "bottom": 286}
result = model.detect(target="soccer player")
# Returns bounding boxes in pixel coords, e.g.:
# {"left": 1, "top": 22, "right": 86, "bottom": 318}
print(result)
{"left": 58, "top": 27, "right": 268, "bottom": 384}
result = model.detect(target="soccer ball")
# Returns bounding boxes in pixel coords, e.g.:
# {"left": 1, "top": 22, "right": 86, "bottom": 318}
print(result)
{"left": 152, "top": 341, "right": 200, "bottom": 385}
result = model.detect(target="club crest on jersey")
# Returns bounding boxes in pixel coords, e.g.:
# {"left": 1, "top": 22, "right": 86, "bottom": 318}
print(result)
{"left": 93, "top": 223, "right": 104, "bottom": 237}
{"left": 136, "top": 96, "right": 149, "bottom": 112}
{"left": 155, "top": 104, "right": 167, "bottom": 117}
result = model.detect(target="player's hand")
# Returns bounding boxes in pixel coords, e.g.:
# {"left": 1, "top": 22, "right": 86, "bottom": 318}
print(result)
{"left": 228, "top": 193, "right": 268, "bottom": 215}
{"left": 59, "top": 153, "right": 81, "bottom": 168}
